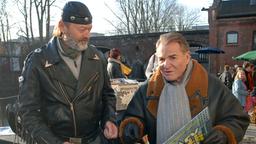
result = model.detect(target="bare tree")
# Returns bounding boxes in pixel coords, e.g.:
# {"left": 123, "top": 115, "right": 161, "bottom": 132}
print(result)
{"left": 33, "top": 0, "right": 48, "bottom": 43}
{"left": 0, "top": 19, "right": 6, "bottom": 43}
{"left": 45, "top": 0, "right": 50, "bottom": 41}
{"left": 106, "top": 0, "right": 178, "bottom": 34}
{"left": 0, "top": 0, "right": 7, "bottom": 43}
{"left": 174, "top": 5, "right": 201, "bottom": 31}
{"left": 0, "top": 0, "right": 13, "bottom": 62}
{"left": 29, "top": 0, "right": 35, "bottom": 43}
{"left": 16, "top": 0, "right": 31, "bottom": 46}
{"left": 32, "top": 0, "right": 57, "bottom": 43}
{"left": 45, "top": 0, "right": 57, "bottom": 41}
{"left": 0, "top": 0, "right": 12, "bottom": 44}
{"left": 106, "top": 0, "right": 201, "bottom": 34}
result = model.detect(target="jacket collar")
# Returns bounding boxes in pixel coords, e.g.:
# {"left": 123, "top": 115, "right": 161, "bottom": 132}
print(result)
{"left": 43, "top": 37, "right": 101, "bottom": 90}
{"left": 41, "top": 37, "right": 103, "bottom": 103}
{"left": 146, "top": 59, "right": 209, "bottom": 118}
{"left": 44, "top": 37, "right": 62, "bottom": 65}
{"left": 44, "top": 37, "right": 99, "bottom": 64}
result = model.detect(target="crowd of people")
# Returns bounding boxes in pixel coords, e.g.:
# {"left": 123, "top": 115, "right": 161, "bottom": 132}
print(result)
{"left": 219, "top": 62, "right": 256, "bottom": 111}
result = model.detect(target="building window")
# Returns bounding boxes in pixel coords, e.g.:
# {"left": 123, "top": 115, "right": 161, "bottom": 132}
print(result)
{"left": 253, "top": 31, "right": 256, "bottom": 50}
{"left": 226, "top": 32, "right": 238, "bottom": 44}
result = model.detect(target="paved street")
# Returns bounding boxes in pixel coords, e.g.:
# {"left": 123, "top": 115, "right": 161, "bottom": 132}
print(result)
{"left": 240, "top": 123, "right": 256, "bottom": 144}
{"left": 0, "top": 124, "right": 256, "bottom": 143}
{"left": 0, "top": 135, "right": 25, "bottom": 144}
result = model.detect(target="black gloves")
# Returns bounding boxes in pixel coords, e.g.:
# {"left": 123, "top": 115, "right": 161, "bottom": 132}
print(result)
{"left": 122, "top": 123, "right": 140, "bottom": 144}
{"left": 203, "top": 129, "right": 228, "bottom": 144}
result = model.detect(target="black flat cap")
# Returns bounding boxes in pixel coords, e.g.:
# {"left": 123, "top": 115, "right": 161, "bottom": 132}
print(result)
{"left": 62, "top": 1, "right": 92, "bottom": 25}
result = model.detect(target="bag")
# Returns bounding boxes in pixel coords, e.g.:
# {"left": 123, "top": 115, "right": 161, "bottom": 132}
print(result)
{"left": 248, "top": 106, "right": 256, "bottom": 124}
{"left": 6, "top": 103, "right": 22, "bottom": 136}
{"left": 120, "top": 63, "right": 132, "bottom": 76}
{"left": 6, "top": 103, "right": 35, "bottom": 143}
{"left": 245, "top": 96, "right": 253, "bottom": 112}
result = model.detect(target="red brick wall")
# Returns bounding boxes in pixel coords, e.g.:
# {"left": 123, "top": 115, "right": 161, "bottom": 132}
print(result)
{"left": 209, "top": 6, "right": 256, "bottom": 73}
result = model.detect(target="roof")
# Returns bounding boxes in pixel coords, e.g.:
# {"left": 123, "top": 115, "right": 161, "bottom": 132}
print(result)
{"left": 217, "top": 0, "right": 256, "bottom": 18}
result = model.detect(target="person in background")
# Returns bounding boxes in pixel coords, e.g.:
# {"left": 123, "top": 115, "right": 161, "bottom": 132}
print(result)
{"left": 231, "top": 64, "right": 238, "bottom": 81}
{"left": 18, "top": 1, "right": 117, "bottom": 144}
{"left": 252, "top": 66, "right": 256, "bottom": 96}
{"left": 233, "top": 65, "right": 243, "bottom": 80}
{"left": 145, "top": 51, "right": 159, "bottom": 79}
{"left": 107, "top": 48, "right": 127, "bottom": 79}
{"left": 119, "top": 32, "right": 249, "bottom": 144}
{"left": 232, "top": 70, "right": 249, "bottom": 109}
{"left": 219, "top": 64, "right": 233, "bottom": 89}
{"left": 243, "top": 62, "right": 254, "bottom": 92}
{"left": 129, "top": 47, "right": 146, "bottom": 81}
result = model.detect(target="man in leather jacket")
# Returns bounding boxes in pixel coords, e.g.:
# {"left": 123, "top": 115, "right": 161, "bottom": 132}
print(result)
{"left": 119, "top": 32, "right": 249, "bottom": 144}
{"left": 18, "top": 1, "right": 117, "bottom": 144}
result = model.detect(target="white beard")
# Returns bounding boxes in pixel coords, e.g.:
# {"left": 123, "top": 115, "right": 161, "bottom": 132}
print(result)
{"left": 62, "top": 34, "right": 88, "bottom": 51}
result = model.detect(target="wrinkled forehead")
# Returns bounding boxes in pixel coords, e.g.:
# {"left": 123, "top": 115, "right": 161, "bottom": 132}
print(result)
{"left": 155, "top": 43, "right": 166, "bottom": 58}
{"left": 155, "top": 42, "right": 182, "bottom": 57}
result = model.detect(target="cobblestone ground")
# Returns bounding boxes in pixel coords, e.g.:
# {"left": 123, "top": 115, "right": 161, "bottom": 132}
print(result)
{"left": 240, "top": 123, "right": 256, "bottom": 144}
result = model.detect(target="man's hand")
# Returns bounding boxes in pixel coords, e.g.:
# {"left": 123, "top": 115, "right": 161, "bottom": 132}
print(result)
{"left": 104, "top": 121, "right": 118, "bottom": 139}
{"left": 203, "top": 129, "right": 227, "bottom": 144}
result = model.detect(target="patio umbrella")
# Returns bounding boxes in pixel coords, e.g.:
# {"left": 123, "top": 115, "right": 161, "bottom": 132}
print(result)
{"left": 195, "top": 47, "right": 225, "bottom": 54}
{"left": 195, "top": 47, "right": 225, "bottom": 72}
{"left": 232, "top": 50, "right": 256, "bottom": 61}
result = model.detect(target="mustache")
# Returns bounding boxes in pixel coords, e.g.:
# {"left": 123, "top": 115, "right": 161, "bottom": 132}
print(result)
{"left": 79, "top": 37, "right": 89, "bottom": 42}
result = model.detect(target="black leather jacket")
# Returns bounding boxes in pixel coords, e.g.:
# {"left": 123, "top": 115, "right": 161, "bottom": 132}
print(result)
{"left": 18, "top": 37, "right": 116, "bottom": 144}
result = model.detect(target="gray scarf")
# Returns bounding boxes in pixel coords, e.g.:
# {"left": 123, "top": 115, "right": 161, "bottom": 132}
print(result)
{"left": 56, "top": 38, "right": 82, "bottom": 79}
{"left": 156, "top": 60, "right": 193, "bottom": 144}
{"left": 58, "top": 38, "right": 81, "bottom": 59}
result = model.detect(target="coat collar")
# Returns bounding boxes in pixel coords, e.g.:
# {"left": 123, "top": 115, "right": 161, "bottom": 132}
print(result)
{"left": 44, "top": 37, "right": 62, "bottom": 65}
{"left": 75, "top": 45, "right": 101, "bottom": 97}
{"left": 43, "top": 37, "right": 99, "bottom": 66}
{"left": 146, "top": 59, "right": 209, "bottom": 118}
{"left": 43, "top": 37, "right": 102, "bottom": 95}
{"left": 43, "top": 37, "right": 76, "bottom": 89}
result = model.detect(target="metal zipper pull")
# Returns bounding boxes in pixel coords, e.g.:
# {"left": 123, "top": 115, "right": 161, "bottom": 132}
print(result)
{"left": 70, "top": 103, "right": 77, "bottom": 136}
{"left": 70, "top": 103, "right": 74, "bottom": 111}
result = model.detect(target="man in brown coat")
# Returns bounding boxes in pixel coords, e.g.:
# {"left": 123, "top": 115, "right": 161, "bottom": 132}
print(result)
{"left": 119, "top": 32, "right": 249, "bottom": 144}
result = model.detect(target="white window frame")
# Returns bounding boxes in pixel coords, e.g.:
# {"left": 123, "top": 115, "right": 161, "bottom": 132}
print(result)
{"left": 226, "top": 32, "right": 238, "bottom": 44}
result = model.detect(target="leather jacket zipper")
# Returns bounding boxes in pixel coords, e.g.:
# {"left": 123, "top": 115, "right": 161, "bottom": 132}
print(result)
{"left": 40, "top": 137, "right": 50, "bottom": 144}
{"left": 70, "top": 103, "right": 77, "bottom": 136}
{"left": 70, "top": 73, "right": 99, "bottom": 136}
{"left": 72, "top": 72, "right": 99, "bottom": 103}
{"left": 57, "top": 81, "right": 78, "bottom": 136}
{"left": 56, "top": 72, "right": 99, "bottom": 137}
{"left": 51, "top": 66, "right": 78, "bottom": 136}
{"left": 50, "top": 66, "right": 99, "bottom": 137}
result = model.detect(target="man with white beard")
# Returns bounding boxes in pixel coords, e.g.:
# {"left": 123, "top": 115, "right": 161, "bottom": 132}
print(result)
{"left": 18, "top": 1, "right": 117, "bottom": 144}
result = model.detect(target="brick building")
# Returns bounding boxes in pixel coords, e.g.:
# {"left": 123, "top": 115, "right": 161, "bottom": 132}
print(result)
{"left": 208, "top": 0, "right": 256, "bottom": 73}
